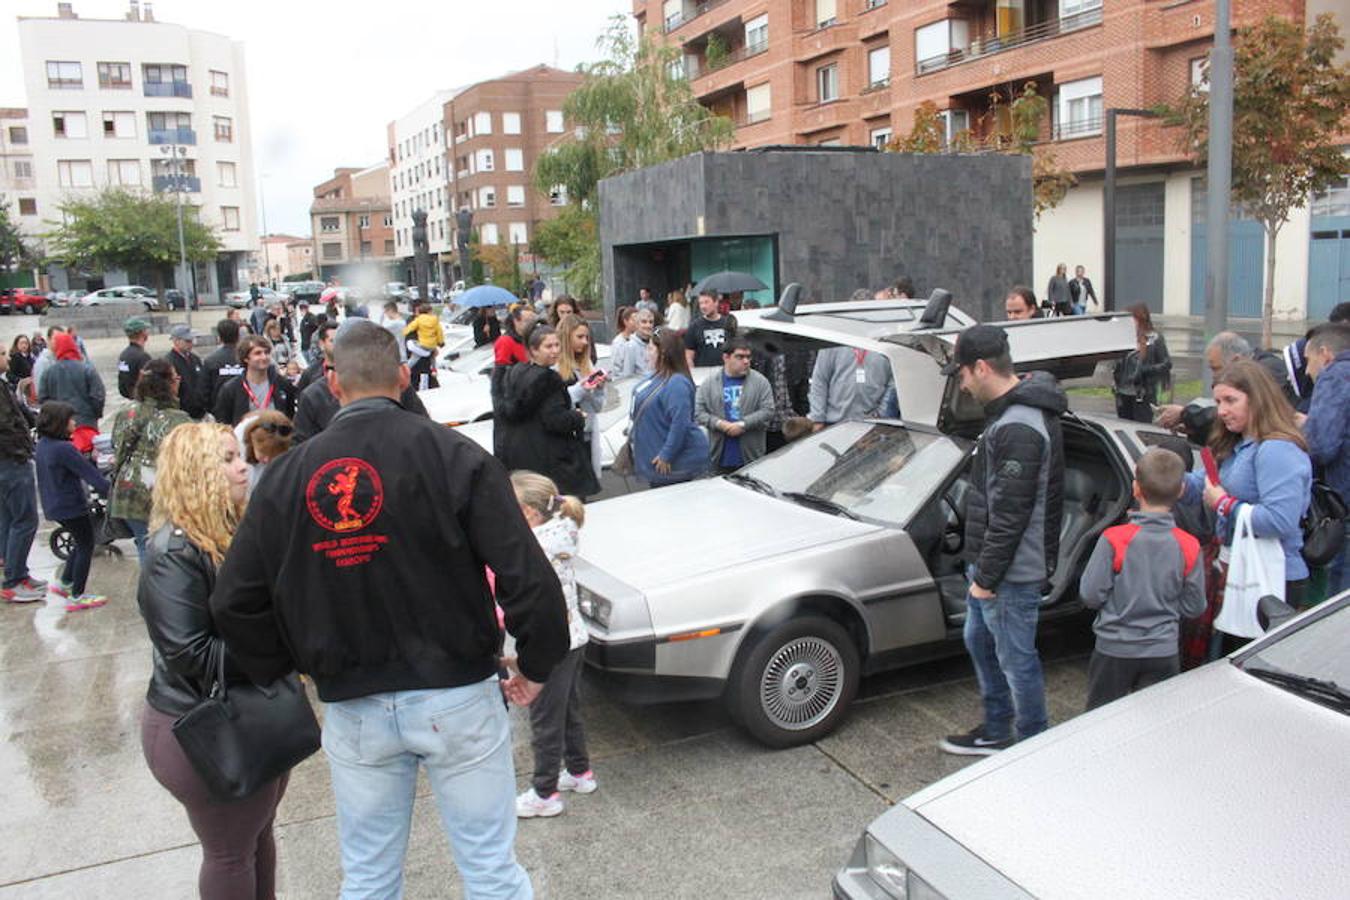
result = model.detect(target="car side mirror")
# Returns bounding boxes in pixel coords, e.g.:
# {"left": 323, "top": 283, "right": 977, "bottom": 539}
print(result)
{"left": 1257, "top": 595, "right": 1298, "bottom": 632}
{"left": 762, "top": 283, "right": 802, "bottom": 322}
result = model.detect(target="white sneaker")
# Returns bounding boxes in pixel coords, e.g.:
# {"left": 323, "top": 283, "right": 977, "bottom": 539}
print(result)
{"left": 557, "top": 769, "right": 598, "bottom": 794}
{"left": 515, "top": 788, "right": 563, "bottom": 818}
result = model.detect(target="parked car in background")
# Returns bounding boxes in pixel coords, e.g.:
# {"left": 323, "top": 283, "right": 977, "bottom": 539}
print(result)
{"left": 0, "top": 288, "right": 49, "bottom": 315}
{"left": 833, "top": 591, "right": 1350, "bottom": 900}
{"left": 571, "top": 314, "right": 1142, "bottom": 747}
{"left": 50, "top": 290, "right": 88, "bottom": 307}
{"left": 285, "top": 281, "right": 326, "bottom": 305}
{"left": 383, "top": 281, "right": 409, "bottom": 300}
{"left": 224, "top": 286, "right": 292, "bottom": 308}
{"left": 82, "top": 287, "right": 159, "bottom": 311}
{"left": 164, "top": 289, "right": 192, "bottom": 310}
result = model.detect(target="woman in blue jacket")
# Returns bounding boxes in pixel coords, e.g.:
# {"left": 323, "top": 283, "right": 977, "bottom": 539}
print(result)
{"left": 1179, "top": 360, "right": 1311, "bottom": 659}
{"left": 34, "top": 401, "right": 109, "bottom": 610}
{"left": 630, "top": 330, "right": 709, "bottom": 487}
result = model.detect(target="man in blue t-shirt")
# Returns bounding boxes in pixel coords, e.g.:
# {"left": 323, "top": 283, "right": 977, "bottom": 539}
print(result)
{"left": 694, "top": 337, "right": 774, "bottom": 475}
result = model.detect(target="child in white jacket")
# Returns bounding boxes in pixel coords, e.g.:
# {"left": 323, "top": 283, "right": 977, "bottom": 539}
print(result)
{"left": 511, "top": 471, "right": 596, "bottom": 818}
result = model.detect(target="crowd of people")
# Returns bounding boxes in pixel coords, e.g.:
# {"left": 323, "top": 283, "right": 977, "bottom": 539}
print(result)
{"left": 0, "top": 277, "right": 1345, "bottom": 897}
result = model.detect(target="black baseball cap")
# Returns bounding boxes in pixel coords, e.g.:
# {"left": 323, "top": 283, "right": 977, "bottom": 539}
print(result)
{"left": 940, "top": 324, "right": 1009, "bottom": 376}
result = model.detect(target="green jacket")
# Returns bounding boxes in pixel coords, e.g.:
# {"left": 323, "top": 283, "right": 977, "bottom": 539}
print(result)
{"left": 109, "top": 400, "right": 191, "bottom": 522}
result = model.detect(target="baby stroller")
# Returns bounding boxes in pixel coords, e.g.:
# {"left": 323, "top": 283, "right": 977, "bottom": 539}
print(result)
{"left": 49, "top": 433, "right": 130, "bottom": 560}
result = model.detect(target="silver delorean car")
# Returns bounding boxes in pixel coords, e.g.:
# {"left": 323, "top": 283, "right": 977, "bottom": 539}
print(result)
{"left": 574, "top": 308, "right": 1162, "bottom": 747}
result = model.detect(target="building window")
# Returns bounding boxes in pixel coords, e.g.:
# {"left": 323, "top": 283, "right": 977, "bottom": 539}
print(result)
{"left": 545, "top": 110, "right": 564, "bottom": 133}
{"left": 549, "top": 185, "right": 568, "bottom": 206}
{"left": 816, "top": 64, "right": 838, "bottom": 103}
{"left": 1190, "top": 56, "right": 1209, "bottom": 92}
{"left": 384, "top": 239, "right": 395, "bottom": 254}
{"left": 915, "top": 19, "right": 970, "bottom": 74}
{"left": 868, "top": 46, "right": 890, "bottom": 88}
{"left": 221, "top": 207, "right": 241, "bottom": 231}
{"left": 383, "top": 214, "right": 393, "bottom": 227}
{"left": 1056, "top": 75, "right": 1103, "bottom": 139}
{"left": 476, "top": 149, "right": 494, "bottom": 172}
{"left": 480, "top": 223, "right": 499, "bottom": 245}
{"left": 473, "top": 111, "right": 492, "bottom": 136}
{"left": 97, "top": 61, "right": 132, "bottom": 89}
{"left": 102, "top": 111, "right": 135, "bottom": 138}
{"left": 217, "top": 161, "right": 237, "bottom": 187}
{"left": 320, "top": 216, "right": 341, "bottom": 233}
{"left": 941, "top": 109, "right": 970, "bottom": 146}
{"left": 506, "top": 185, "right": 526, "bottom": 207}
{"left": 746, "top": 83, "right": 771, "bottom": 124}
{"left": 816, "top": 0, "right": 837, "bottom": 28}
{"left": 46, "top": 61, "right": 83, "bottom": 89}
{"left": 357, "top": 214, "right": 370, "bottom": 228}
{"left": 508, "top": 222, "right": 528, "bottom": 245}
{"left": 503, "top": 112, "right": 521, "bottom": 134}
{"left": 7, "top": 126, "right": 27, "bottom": 145}
{"left": 57, "top": 160, "right": 94, "bottom": 188}
{"left": 745, "top": 14, "right": 768, "bottom": 50}
{"left": 214, "top": 116, "right": 233, "bottom": 142}
{"left": 1061, "top": 0, "right": 1103, "bottom": 19}
{"left": 505, "top": 148, "right": 524, "bottom": 171}
{"left": 143, "top": 63, "right": 188, "bottom": 84}
{"left": 147, "top": 111, "right": 192, "bottom": 133}
{"left": 13, "top": 161, "right": 33, "bottom": 179}
{"left": 479, "top": 186, "right": 496, "bottom": 208}
{"left": 106, "top": 159, "right": 141, "bottom": 186}
{"left": 870, "top": 126, "right": 892, "bottom": 149}
{"left": 210, "top": 70, "right": 229, "bottom": 97}
{"left": 18, "top": 198, "right": 37, "bottom": 216}
{"left": 360, "top": 241, "right": 372, "bottom": 257}
{"left": 663, "top": 0, "right": 682, "bottom": 30}
{"left": 53, "top": 111, "right": 88, "bottom": 139}
{"left": 322, "top": 242, "right": 342, "bottom": 260}
{"left": 864, "top": 0, "right": 886, "bottom": 10}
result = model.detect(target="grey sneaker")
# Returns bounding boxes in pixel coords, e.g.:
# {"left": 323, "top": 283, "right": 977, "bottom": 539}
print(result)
{"left": 11, "top": 578, "right": 47, "bottom": 602}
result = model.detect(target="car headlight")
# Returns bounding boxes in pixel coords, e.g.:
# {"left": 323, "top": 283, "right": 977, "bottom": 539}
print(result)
{"left": 576, "top": 585, "right": 611, "bottom": 628}
{"left": 864, "top": 835, "right": 945, "bottom": 900}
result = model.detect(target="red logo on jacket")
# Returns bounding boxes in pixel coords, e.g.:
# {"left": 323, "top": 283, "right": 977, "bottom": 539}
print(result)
{"left": 305, "top": 458, "right": 384, "bottom": 533}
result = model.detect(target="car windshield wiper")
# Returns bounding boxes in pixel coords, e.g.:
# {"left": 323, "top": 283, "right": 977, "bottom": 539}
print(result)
{"left": 724, "top": 472, "right": 776, "bottom": 496}
{"left": 780, "top": 491, "right": 860, "bottom": 520}
{"left": 1242, "top": 664, "right": 1350, "bottom": 713}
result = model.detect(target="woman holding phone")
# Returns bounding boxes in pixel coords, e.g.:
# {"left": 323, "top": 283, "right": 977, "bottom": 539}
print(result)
{"left": 556, "top": 314, "right": 607, "bottom": 482}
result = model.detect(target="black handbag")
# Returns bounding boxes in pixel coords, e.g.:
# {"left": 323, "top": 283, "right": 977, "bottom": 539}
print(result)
{"left": 172, "top": 646, "right": 321, "bottom": 801}
{"left": 1302, "top": 480, "right": 1348, "bottom": 567}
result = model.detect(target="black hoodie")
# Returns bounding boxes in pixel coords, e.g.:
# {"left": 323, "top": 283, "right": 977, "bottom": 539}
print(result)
{"left": 964, "top": 371, "right": 1068, "bottom": 591}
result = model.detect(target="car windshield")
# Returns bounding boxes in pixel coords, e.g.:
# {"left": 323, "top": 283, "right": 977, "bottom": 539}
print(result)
{"left": 737, "top": 422, "right": 969, "bottom": 527}
{"left": 1239, "top": 599, "right": 1350, "bottom": 713}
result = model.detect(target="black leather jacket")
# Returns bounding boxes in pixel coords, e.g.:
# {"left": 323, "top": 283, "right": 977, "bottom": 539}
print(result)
{"left": 138, "top": 523, "right": 245, "bottom": 717}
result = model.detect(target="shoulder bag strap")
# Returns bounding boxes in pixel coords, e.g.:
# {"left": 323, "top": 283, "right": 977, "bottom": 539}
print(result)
{"left": 630, "top": 376, "right": 669, "bottom": 429}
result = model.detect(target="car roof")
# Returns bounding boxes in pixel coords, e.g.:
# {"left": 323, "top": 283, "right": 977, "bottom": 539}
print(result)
{"left": 736, "top": 299, "right": 974, "bottom": 341}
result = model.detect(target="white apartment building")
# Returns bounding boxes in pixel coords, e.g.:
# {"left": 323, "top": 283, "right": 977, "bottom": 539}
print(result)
{"left": 387, "top": 90, "right": 455, "bottom": 284}
{"left": 0, "top": 109, "right": 37, "bottom": 241}
{"left": 15, "top": 1, "right": 258, "bottom": 300}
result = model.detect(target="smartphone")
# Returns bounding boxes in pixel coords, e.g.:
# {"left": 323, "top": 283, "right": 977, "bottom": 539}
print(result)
{"left": 584, "top": 368, "right": 607, "bottom": 388}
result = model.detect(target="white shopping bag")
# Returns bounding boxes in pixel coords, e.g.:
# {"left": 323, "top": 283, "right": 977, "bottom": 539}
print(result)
{"left": 1215, "top": 504, "right": 1285, "bottom": 639}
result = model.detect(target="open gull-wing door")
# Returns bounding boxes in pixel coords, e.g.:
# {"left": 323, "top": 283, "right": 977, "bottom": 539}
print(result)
{"left": 884, "top": 314, "right": 1138, "bottom": 435}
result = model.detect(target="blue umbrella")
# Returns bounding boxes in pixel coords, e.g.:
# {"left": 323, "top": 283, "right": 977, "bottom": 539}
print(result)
{"left": 457, "top": 284, "right": 518, "bottom": 308}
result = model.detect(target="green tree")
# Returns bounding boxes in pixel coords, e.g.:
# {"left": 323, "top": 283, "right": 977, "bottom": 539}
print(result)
{"left": 532, "top": 15, "right": 735, "bottom": 301}
{"left": 890, "top": 85, "right": 1076, "bottom": 219}
{"left": 1166, "top": 14, "right": 1349, "bottom": 346}
{"left": 44, "top": 188, "right": 221, "bottom": 296}
{"left": 0, "top": 199, "right": 39, "bottom": 272}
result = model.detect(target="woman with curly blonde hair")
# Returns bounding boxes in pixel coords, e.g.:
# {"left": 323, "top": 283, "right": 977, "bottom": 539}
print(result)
{"left": 138, "top": 423, "right": 291, "bottom": 899}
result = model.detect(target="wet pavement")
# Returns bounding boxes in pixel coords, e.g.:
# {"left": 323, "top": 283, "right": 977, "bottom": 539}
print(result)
{"left": 0, "top": 309, "right": 1099, "bottom": 898}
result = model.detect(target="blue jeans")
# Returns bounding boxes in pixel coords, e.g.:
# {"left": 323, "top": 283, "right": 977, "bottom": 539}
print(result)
{"left": 962, "top": 571, "right": 1048, "bottom": 741}
{"left": 0, "top": 459, "right": 39, "bottom": 589}
{"left": 125, "top": 518, "right": 149, "bottom": 565}
{"left": 1328, "top": 522, "right": 1350, "bottom": 598}
{"left": 323, "top": 679, "right": 530, "bottom": 900}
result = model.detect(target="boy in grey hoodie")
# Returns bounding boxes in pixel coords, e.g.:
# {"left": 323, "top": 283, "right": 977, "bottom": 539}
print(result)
{"left": 1079, "top": 448, "right": 1207, "bottom": 710}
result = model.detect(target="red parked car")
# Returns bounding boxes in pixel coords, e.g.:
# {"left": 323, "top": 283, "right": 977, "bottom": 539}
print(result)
{"left": 0, "top": 288, "right": 49, "bottom": 315}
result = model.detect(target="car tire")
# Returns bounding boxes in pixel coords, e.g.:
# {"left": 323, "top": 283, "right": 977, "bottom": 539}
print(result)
{"left": 142, "top": 301, "right": 155, "bottom": 311}
{"left": 727, "top": 615, "right": 860, "bottom": 748}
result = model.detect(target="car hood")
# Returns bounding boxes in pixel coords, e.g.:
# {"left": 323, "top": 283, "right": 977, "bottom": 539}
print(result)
{"left": 903, "top": 661, "right": 1350, "bottom": 899}
{"left": 579, "top": 477, "right": 881, "bottom": 592}
{"left": 418, "top": 377, "right": 490, "bottom": 424}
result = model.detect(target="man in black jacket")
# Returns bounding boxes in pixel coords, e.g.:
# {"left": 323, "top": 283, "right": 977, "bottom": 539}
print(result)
{"left": 212, "top": 334, "right": 297, "bottom": 425}
{"left": 296, "top": 320, "right": 337, "bottom": 394}
{"left": 212, "top": 320, "right": 566, "bottom": 896}
{"left": 200, "top": 318, "right": 244, "bottom": 410}
{"left": 116, "top": 317, "right": 152, "bottom": 400}
{"left": 292, "top": 365, "right": 428, "bottom": 442}
{"left": 164, "top": 325, "right": 207, "bottom": 419}
{"left": 0, "top": 353, "right": 45, "bottom": 603}
{"left": 938, "top": 325, "right": 1065, "bottom": 757}
{"left": 298, "top": 302, "right": 318, "bottom": 354}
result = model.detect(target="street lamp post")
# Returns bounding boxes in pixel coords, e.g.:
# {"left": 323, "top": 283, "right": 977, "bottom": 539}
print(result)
{"left": 1204, "top": 0, "right": 1235, "bottom": 352}
{"left": 258, "top": 173, "right": 273, "bottom": 289}
{"left": 160, "top": 143, "right": 191, "bottom": 328}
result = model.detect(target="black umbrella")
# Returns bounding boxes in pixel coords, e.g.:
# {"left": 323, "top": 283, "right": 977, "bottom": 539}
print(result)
{"left": 693, "top": 270, "right": 769, "bottom": 295}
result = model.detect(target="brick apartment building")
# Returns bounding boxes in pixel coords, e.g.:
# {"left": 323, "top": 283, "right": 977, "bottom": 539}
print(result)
{"left": 309, "top": 163, "right": 397, "bottom": 283}
{"left": 636, "top": 0, "right": 1348, "bottom": 322}
{"left": 386, "top": 66, "right": 583, "bottom": 286}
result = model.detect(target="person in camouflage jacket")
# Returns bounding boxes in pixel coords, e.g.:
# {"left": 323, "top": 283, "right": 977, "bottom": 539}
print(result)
{"left": 109, "top": 359, "right": 191, "bottom": 560}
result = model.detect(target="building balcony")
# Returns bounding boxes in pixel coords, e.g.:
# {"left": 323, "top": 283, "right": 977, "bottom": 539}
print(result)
{"left": 152, "top": 174, "right": 201, "bottom": 193}
{"left": 689, "top": 39, "right": 768, "bottom": 81}
{"left": 794, "top": 21, "right": 858, "bottom": 64}
{"left": 149, "top": 127, "right": 197, "bottom": 145}
{"left": 143, "top": 81, "right": 193, "bottom": 99}
{"left": 1052, "top": 114, "right": 1103, "bottom": 142}
{"left": 663, "top": 0, "right": 730, "bottom": 35}
{"left": 795, "top": 98, "right": 861, "bottom": 136}
{"left": 916, "top": 6, "right": 1103, "bottom": 75}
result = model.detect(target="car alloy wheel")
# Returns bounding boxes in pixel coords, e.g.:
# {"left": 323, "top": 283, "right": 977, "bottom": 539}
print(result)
{"left": 760, "top": 637, "right": 844, "bottom": 731}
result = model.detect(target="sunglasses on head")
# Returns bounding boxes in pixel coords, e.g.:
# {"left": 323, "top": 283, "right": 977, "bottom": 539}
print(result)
{"left": 256, "top": 422, "right": 293, "bottom": 436}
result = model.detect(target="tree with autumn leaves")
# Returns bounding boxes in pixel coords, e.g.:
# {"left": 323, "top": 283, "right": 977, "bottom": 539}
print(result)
{"left": 1168, "top": 14, "right": 1349, "bottom": 346}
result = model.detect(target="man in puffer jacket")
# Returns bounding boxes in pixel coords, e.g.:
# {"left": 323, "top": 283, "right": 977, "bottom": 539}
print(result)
{"left": 938, "top": 325, "right": 1066, "bottom": 757}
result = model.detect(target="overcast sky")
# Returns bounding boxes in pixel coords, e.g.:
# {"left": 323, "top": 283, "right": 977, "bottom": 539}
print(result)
{"left": 0, "top": 0, "right": 628, "bottom": 235}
